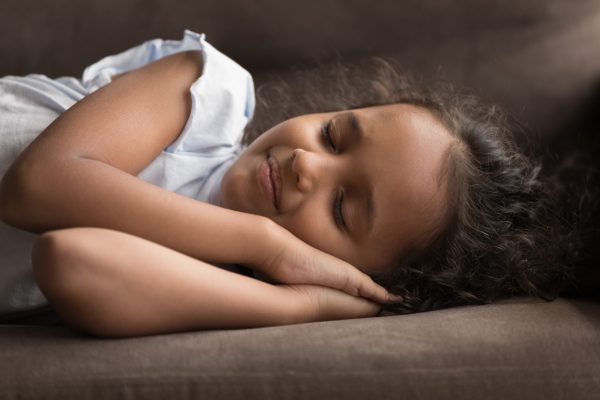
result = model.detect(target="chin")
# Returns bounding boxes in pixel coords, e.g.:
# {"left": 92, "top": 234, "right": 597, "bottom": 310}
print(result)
{"left": 218, "top": 179, "right": 236, "bottom": 210}
{"left": 219, "top": 183, "right": 252, "bottom": 214}
{"left": 219, "top": 188, "right": 240, "bottom": 211}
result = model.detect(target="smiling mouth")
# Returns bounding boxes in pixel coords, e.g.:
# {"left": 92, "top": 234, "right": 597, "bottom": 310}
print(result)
{"left": 259, "top": 153, "right": 282, "bottom": 211}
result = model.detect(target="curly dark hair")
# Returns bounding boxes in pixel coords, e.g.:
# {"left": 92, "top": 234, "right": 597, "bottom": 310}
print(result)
{"left": 243, "top": 57, "right": 592, "bottom": 314}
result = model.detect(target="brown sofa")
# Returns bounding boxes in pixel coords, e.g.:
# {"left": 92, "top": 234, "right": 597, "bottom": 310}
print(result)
{"left": 1, "top": 1, "right": 599, "bottom": 399}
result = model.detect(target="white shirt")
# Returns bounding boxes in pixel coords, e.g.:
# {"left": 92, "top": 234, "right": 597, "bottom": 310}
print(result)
{"left": 0, "top": 30, "right": 255, "bottom": 317}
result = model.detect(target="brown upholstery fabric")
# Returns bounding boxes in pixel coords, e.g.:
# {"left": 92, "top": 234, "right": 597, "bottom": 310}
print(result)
{"left": 1, "top": 298, "right": 599, "bottom": 400}
{"left": 0, "top": 1, "right": 599, "bottom": 399}
{"left": 1, "top": 0, "right": 600, "bottom": 149}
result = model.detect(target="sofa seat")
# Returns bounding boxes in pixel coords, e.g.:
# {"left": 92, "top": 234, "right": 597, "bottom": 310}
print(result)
{"left": 1, "top": 297, "right": 598, "bottom": 399}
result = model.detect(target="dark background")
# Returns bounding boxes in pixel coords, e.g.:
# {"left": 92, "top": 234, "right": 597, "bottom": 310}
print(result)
{"left": 1, "top": 0, "right": 599, "bottom": 153}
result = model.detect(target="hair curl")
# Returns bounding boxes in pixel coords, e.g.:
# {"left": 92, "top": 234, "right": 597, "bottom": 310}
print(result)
{"left": 243, "top": 57, "right": 588, "bottom": 314}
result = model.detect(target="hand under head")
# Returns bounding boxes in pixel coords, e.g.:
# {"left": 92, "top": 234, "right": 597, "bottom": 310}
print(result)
{"left": 220, "top": 103, "right": 455, "bottom": 276}
{"left": 220, "top": 58, "right": 569, "bottom": 314}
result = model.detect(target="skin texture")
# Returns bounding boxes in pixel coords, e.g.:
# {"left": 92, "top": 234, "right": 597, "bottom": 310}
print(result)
{"left": 221, "top": 104, "right": 455, "bottom": 275}
{"left": 0, "top": 51, "right": 456, "bottom": 336}
{"left": 0, "top": 51, "right": 395, "bottom": 336}
{"left": 32, "top": 227, "right": 381, "bottom": 337}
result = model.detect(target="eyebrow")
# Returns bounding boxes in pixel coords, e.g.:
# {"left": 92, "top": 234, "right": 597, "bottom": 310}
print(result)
{"left": 347, "top": 111, "right": 364, "bottom": 144}
{"left": 345, "top": 111, "right": 375, "bottom": 235}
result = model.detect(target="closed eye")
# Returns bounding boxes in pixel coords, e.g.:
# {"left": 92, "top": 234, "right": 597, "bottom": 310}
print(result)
{"left": 321, "top": 120, "right": 337, "bottom": 153}
{"left": 333, "top": 190, "right": 347, "bottom": 230}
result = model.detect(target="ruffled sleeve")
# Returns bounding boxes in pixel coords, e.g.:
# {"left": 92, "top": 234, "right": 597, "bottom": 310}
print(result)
{"left": 82, "top": 30, "right": 255, "bottom": 155}
{"left": 80, "top": 30, "right": 255, "bottom": 204}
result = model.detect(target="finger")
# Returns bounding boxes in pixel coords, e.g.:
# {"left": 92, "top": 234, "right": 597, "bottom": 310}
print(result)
{"left": 285, "top": 253, "right": 401, "bottom": 305}
{"left": 339, "top": 296, "right": 382, "bottom": 319}
{"left": 344, "top": 268, "right": 401, "bottom": 305}
{"left": 305, "top": 256, "right": 398, "bottom": 304}
{"left": 315, "top": 286, "right": 382, "bottom": 320}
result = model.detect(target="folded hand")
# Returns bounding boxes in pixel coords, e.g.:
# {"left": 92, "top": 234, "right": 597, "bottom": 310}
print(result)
{"left": 282, "top": 284, "right": 382, "bottom": 323}
{"left": 250, "top": 223, "right": 400, "bottom": 305}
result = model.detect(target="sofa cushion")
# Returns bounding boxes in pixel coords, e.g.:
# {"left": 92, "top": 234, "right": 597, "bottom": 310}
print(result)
{"left": 1, "top": 297, "right": 598, "bottom": 399}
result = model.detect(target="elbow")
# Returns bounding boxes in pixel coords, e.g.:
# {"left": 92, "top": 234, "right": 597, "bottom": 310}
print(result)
{"left": 31, "top": 231, "right": 81, "bottom": 329}
{"left": 0, "top": 166, "right": 22, "bottom": 226}
{"left": 0, "top": 158, "right": 53, "bottom": 232}
{"left": 32, "top": 232, "right": 61, "bottom": 312}
{"left": 0, "top": 162, "right": 35, "bottom": 228}
{"left": 32, "top": 230, "right": 114, "bottom": 337}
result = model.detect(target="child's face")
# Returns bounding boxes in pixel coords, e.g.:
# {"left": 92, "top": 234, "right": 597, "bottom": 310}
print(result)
{"left": 220, "top": 103, "right": 454, "bottom": 275}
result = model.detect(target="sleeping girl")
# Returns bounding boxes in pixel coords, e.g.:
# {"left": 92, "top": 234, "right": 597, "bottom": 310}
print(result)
{"left": 0, "top": 30, "right": 575, "bottom": 337}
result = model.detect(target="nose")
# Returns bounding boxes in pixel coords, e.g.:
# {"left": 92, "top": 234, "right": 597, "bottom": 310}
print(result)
{"left": 291, "top": 148, "right": 323, "bottom": 193}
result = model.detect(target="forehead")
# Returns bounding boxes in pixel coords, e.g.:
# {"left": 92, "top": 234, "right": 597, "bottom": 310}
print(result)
{"left": 354, "top": 103, "right": 453, "bottom": 263}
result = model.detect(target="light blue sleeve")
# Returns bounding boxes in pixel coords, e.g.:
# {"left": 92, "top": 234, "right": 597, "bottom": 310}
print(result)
{"left": 81, "top": 30, "right": 255, "bottom": 156}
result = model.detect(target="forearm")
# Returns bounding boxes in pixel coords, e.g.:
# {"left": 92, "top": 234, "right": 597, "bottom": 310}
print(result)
{"left": 32, "top": 227, "right": 300, "bottom": 337}
{"left": 0, "top": 50, "right": 270, "bottom": 266}
{"left": 0, "top": 51, "right": 395, "bottom": 305}
{"left": 1, "top": 156, "right": 271, "bottom": 266}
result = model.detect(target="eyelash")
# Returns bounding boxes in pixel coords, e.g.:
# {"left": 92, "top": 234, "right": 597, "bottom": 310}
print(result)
{"left": 320, "top": 120, "right": 337, "bottom": 153}
{"left": 333, "top": 190, "right": 346, "bottom": 229}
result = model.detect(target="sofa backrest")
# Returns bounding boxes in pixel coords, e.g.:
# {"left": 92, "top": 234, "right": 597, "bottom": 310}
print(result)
{"left": 1, "top": 0, "right": 599, "bottom": 148}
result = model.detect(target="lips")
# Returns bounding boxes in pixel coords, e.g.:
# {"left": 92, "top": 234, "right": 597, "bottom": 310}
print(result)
{"left": 259, "top": 153, "right": 282, "bottom": 211}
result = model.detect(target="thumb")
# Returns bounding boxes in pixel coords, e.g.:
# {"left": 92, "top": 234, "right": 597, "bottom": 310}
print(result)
{"left": 329, "top": 261, "right": 398, "bottom": 305}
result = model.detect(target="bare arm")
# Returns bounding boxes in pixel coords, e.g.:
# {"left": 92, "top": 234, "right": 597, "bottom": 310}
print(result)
{"left": 0, "top": 50, "right": 268, "bottom": 267}
{"left": 0, "top": 49, "right": 396, "bottom": 304}
{"left": 32, "top": 227, "right": 380, "bottom": 338}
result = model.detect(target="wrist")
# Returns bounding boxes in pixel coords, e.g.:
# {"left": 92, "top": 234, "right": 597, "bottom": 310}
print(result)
{"left": 276, "top": 285, "right": 319, "bottom": 325}
{"left": 245, "top": 216, "right": 285, "bottom": 270}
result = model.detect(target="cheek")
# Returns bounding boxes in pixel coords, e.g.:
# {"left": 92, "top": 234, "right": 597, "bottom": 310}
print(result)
{"left": 220, "top": 154, "right": 257, "bottom": 212}
{"left": 248, "top": 123, "right": 291, "bottom": 148}
{"left": 283, "top": 207, "right": 329, "bottom": 243}
{"left": 219, "top": 170, "right": 243, "bottom": 212}
{"left": 251, "top": 118, "right": 319, "bottom": 151}
{"left": 278, "top": 205, "right": 348, "bottom": 259}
